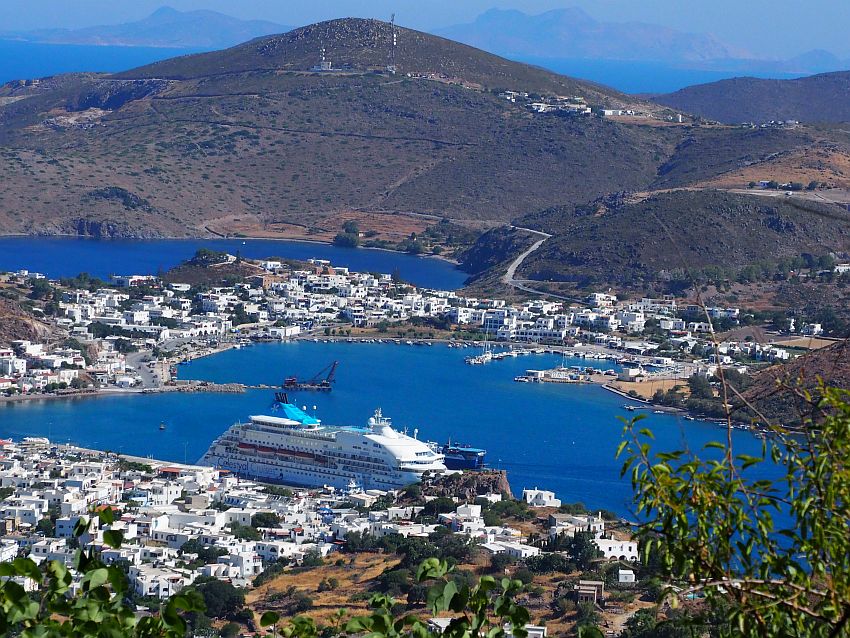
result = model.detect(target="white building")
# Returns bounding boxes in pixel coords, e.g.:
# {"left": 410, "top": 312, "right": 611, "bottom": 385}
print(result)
{"left": 594, "top": 538, "right": 638, "bottom": 561}
{"left": 522, "top": 488, "right": 561, "bottom": 508}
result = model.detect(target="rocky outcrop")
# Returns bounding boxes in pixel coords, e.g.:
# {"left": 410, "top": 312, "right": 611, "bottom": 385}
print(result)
{"left": 68, "top": 79, "right": 170, "bottom": 111}
{"left": 459, "top": 226, "right": 536, "bottom": 276}
{"left": 0, "top": 299, "right": 56, "bottom": 346}
{"left": 423, "top": 470, "right": 513, "bottom": 501}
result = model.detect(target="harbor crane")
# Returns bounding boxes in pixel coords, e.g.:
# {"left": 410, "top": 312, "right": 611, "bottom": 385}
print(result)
{"left": 283, "top": 361, "right": 339, "bottom": 391}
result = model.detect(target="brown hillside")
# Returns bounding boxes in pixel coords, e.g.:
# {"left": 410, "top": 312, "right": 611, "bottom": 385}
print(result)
{"left": 737, "top": 340, "right": 850, "bottom": 423}
{"left": 652, "top": 71, "right": 850, "bottom": 124}
{"left": 0, "top": 19, "right": 675, "bottom": 238}
{"left": 0, "top": 298, "right": 57, "bottom": 345}
{"left": 514, "top": 190, "right": 850, "bottom": 289}
{"left": 1, "top": 18, "right": 848, "bottom": 246}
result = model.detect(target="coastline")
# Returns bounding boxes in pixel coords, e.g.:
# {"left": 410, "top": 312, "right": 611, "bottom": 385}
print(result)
{"left": 0, "top": 232, "right": 464, "bottom": 267}
{"left": 1, "top": 327, "right": 743, "bottom": 430}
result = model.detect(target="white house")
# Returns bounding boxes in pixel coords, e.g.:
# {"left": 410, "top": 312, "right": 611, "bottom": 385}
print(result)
{"left": 522, "top": 488, "right": 561, "bottom": 508}
{"left": 594, "top": 538, "right": 638, "bottom": 561}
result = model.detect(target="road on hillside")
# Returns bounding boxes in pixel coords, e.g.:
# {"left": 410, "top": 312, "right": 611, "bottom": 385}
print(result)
{"left": 502, "top": 226, "right": 583, "bottom": 302}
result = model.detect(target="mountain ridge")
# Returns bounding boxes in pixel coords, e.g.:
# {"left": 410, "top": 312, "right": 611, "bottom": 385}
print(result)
{"left": 0, "top": 18, "right": 667, "bottom": 240}
{"left": 0, "top": 6, "right": 291, "bottom": 50}
{"left": 435, "top": 8, "right": 748, "bottom": 64}
{"left": 652, "top": 71, "right": 850, "bottom": 123}
{"left": 113, "top": 17, "right": 625, "bottom": 102}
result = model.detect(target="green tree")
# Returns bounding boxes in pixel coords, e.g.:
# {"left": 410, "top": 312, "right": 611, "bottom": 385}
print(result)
{"left": 36, "top": 518, "right": 54, "bottom": 536}
{"left": 333, "top": 233, "right": 360, "bottom": 248}
{"left": 420, "top": 497, "right": 456, "bottom": 518}
{"left": 620, "top": 609, "right": 698, "bottom": 638}
{"left": 0, "top": 509, "right": 204, "bottom": 637}
{"left": 566, "top": 531, "right": 601, "bottom": 571}
{"left": 28, "top": 278, "right": 53, "bottom": 300}
{"left": 575, "top": 601, "right": 601, "bottom": 633}
{"left": 191, "top": 577, "right": 245, "bottom": 619}
{"left": 618, "top": 384, "right": 850, "bottom": 637}
{"left": 179, "top": 539, "right": 226, "bottom": 565}
{"left": 687, "top": 374, "right": 714, "bottom": 400}
{"left": 228, "top": 523, "right": 260, "bottom": 541}
{"left": 251, "top": 512, "right": 281, "bottom": 529}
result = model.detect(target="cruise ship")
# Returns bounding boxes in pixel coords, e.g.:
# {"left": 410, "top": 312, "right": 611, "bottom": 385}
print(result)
{"left": 198, "top": 398, "right": 447, "bottom": 490}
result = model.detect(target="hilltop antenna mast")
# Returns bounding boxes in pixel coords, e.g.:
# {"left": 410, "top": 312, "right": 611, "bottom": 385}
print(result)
{"left": 388, "top": 13, "right": 397, "bottom": 74}
{"left": 312, "top": 43, "right": 331, "bottom": 72}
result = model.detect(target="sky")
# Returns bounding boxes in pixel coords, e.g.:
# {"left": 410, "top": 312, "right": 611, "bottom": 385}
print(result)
{"left": 1, "top": 0, "right": 848, "bottom": 59}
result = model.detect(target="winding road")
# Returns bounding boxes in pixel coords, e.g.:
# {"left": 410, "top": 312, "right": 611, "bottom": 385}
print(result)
{"left": 501, "top": 226, "right": 583, "bottom": 302}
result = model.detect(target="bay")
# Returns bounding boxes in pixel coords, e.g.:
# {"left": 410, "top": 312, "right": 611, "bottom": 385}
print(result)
{"left": 0, "top": 40, "right": 202, "bottom": 84}
{"left": 0, "top": 341, "right": 771, "bottom": 517}
{"left": 516, "top": 56, "right": 804, "bottom": 94}
{"left": 0, "top": 237, "right": 467, "bottom": 290}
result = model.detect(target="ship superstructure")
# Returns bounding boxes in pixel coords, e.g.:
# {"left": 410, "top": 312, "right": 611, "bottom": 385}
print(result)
{"left": 199, "top": 401, "right": 446, "bottom": 490}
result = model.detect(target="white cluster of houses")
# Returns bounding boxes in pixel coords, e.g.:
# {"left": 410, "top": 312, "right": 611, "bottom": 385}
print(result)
{"left": 498, "top": 91, "right": 592, "bottom": 116}
{"left": 0, "top": 342, "right": 89, "bottom": 393}
{"left": 9, "top": 255, "right": 823, "bottom": 397}
{"left": 449, "top": 293, "right": 743, "bottom": 346}
{"left": 0, "top": 438, "right": 639, "bottom": 601}
{"left": 58, "top": 282, "right": 232, "bottom": 342}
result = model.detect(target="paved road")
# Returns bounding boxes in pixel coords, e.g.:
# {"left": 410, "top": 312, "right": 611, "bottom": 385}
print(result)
{"left": 501, "top": 226, "right": 584, "bottom": 303}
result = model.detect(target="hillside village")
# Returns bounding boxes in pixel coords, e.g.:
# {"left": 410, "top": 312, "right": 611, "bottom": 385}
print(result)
{"left": 0, "top": 437, "right": 642, "bottom": 634}
{"left": 0, "top": 252, "right": 832, "bottom": 401}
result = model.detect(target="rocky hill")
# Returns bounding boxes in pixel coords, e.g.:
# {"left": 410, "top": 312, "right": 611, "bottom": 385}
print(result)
{"left": 1, "top": 17, "right": 849, "bottom": 250}
{"left": 0, "top": 298, "right": 56, "bottom": 346}
{"left": 736, "top": 340, "right": 850, "bottom": 424}
{"left": 420, "top": 470, "right": 513, "bottom": 501}
{"left": 652, "top": 71, "right": 850, "bottom": 124}
{"left": 116, "top": 18, "right": 623, "bottom": 99}
{"left": 0, "top": 18, "right": 684, "bottom": 239}
{"left": 513, "top": 190, "right": 850, "bottom": 289}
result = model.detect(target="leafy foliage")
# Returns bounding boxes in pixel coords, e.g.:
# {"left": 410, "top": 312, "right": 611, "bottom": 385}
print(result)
{"left": 0, "top": 508, "right": 204, "bottom": 637}
{"left": 190, "top": 577, "right": 245, "bottom": 620}
{"left": 251, "top": 511, "right": 281, "bottom": 529}
{"left": 618, "top": 385, "right": 850, "bottom": 637}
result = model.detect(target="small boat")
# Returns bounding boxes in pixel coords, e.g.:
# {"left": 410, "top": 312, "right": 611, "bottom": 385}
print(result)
{"left": 653, "top": 410, "right": 664, "bottom": 414}
{"left": 159, "top": 422, "right": 166, "bottom": 431}
{"left": 684, "top": 415, "right": 695, "bottom": 421}
{"left": 623, "top": 405, "right": 637, "bottom": 412}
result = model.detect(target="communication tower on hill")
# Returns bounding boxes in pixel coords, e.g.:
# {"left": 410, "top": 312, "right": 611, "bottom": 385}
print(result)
{"left": 312, "top": 45, "right": 332, "bottom": 72}
{"left": 387, "top": 13, "right": 398, "bottom": 74}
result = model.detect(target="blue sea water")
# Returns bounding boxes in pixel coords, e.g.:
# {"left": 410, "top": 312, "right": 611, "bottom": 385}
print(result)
{"left": 518, "top": 57, "right": 803, "bottom": 94}
{"left": 0, "top": 341, "right": 773, "bottom": 516}
{"left": 0, "top": 39, "right": 807, "bottom": 95}
{"left": 0, "top": 237, "right": 468, "bottom": 290}
{"left": 0, "top": 40, "right": 202, "bottom": 84}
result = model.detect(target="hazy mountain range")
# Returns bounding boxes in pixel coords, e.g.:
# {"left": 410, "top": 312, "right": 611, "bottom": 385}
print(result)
{"left": 436, "top": 8, "right": 748, "bottom": 63}
{"left": 0, "top": 6, "right": 290, "bottom": 50}
{"left": 435, "top": 8, "right": 850, "bottom": 77}
{"left": 1, "top": 6, "right": 848, "bottom": 93}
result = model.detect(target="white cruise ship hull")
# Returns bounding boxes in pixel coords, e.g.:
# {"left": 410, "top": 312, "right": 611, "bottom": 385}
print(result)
{"left": 199, "top": 405, "right": 446, "bottom": 491}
